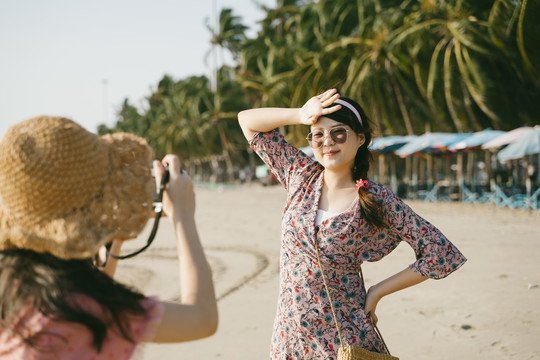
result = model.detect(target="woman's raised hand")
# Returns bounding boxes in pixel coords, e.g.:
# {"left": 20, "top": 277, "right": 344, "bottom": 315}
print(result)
{"left": 298, "top": 89, "right": 342, "bottom": 125}
{"left": 153, "top": 155, "right": 195, "bottom": 220}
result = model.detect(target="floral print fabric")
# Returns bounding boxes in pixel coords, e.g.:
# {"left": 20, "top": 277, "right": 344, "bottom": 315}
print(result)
{"left": 250, "top": 131, "right": 466, "bottom": 360}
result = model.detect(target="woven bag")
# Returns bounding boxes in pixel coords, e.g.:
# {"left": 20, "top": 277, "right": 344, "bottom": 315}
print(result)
{"left": 314, "top": 237, "right": 399, "bottom": 360}
{"left": 337, "top": 345, "right": 399, "bottom": 360}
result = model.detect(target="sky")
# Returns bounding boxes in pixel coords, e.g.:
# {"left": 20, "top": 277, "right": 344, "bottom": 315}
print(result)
{"left": 0, "top": 0, "right": 275, "bottom": 138}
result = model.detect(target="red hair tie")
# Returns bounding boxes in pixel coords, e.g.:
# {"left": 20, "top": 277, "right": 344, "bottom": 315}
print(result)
{"left": 356, "top": 179, "right": 369, "bottom": 189}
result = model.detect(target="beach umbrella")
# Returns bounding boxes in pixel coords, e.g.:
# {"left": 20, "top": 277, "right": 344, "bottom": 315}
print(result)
{"left": 396, "top": 133, "right": 470, "bottom": 157}
{"left": 396, "top": 133, "right": 448, "bottom": 157}
{"left": 370, "top": 136, "right": 416, "bottom": 188}
{"left": 396, "top": 133, "right": 472, "bottom": 192}
{"left": 481, "top": 127, "right": 533, "bottom": 149}
{"left": 370, "top": 135, "right": 417, "bottom": 153}
{"left": 496, "top": 126, "right": 540, "bottom": 210}
{"left": 448, "top": 129, "right": 506, "bottom": 151}
{"left": 429, "top": 133, "right": 472, "bottom": 152}
{"left": 497, "top": 126, "right": 540, "bottom": 161}
{"left": 447, "top": 129, "right": 506, "bottom": 192}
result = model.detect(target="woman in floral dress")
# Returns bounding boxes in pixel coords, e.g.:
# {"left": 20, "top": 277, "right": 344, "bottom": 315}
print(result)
{"left": 238, "top": 89, "right": 467, "bottom": 359}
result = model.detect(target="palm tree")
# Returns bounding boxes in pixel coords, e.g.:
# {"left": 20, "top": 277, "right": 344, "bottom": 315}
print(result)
{"left": 98, "top": 0, "right": 539, "bottom": 185}
{"left": 203, "top": 67, "right": 250, "bottom": 181}
{"left": 205, "top": 8, "right": 253, "bottom": 181}
{"left": 206, "top": 8, "right": 248, "bottom": 63}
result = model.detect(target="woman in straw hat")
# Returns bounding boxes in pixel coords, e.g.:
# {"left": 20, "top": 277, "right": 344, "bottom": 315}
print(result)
{"left": 0, "top": 116, "right": 217, "bottom": 359}
{"left": 238, "top": 89, "right": 466, "bottom": 359}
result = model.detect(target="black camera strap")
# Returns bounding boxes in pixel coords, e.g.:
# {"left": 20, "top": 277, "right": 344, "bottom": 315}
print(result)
{"left": 107, "top": 168, "right": 170, "bottom": 260}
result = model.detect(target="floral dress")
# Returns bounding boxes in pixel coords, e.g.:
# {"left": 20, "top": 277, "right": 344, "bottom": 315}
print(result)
{"left": 250, "top": 131, "right": 467, "bottom": 360}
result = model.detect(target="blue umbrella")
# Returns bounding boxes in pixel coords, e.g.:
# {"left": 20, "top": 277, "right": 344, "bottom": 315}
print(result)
{"left": 396, "top": 133, "right": 448, "bottom": 156}
{"left": 497, "top": 126, "right": 540, "bottom": 161}
{"left": 481, "top": 127, "right": 533, "bottom": 149}
{"left": 396, "top": 133, "right": 470, "bottom": 157}
{"left": 370, "top": 135, "right": 417, "bottom": 153}
{"left": 430, "top": 133, "right": 472, "bottom": 150}
{"left": 448, "top": 129, "right": 506, "bottom": 151}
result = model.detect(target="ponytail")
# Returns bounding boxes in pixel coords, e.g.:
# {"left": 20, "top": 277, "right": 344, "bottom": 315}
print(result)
{"left": 352, "top": 140, "right": 386, "bottom": 228}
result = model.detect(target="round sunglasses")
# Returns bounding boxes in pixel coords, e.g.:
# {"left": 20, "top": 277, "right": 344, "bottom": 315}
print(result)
{"left": 306, "top": 127, "right": 351, "bottom": 148}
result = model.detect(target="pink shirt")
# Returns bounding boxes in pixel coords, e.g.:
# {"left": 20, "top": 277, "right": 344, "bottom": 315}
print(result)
{"left": 0, "top": 296, "right": 164, "bottom": 360}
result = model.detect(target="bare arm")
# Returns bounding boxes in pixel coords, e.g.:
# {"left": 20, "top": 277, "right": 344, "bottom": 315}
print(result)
{"left": 151, "top": 155, "right": 218, "bottom": 342}
{"left": 237, "top": 89, "right": 342, "bottom": 141}
{"left": 365, "top": 268, "right": 429, "bottom": 324}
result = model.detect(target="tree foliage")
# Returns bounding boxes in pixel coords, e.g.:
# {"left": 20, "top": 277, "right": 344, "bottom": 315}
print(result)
{"left": 98, "top": 0, "right": 539, "bottom": 179}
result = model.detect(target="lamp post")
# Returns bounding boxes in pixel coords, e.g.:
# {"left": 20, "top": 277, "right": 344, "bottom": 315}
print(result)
{"left": 102, "top": 79, "right": 109, "bottom": 125}
{"left": 210, "top": 0, "right": 218, "bottom": 93}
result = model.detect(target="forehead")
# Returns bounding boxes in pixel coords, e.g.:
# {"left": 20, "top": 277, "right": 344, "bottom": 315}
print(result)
{"left": 311, "top": 117, "right": 349, "bottom": 131}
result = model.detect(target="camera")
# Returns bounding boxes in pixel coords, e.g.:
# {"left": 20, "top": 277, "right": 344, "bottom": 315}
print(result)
{"left": 151, "top": 163, "right": 169, "bottom": 207}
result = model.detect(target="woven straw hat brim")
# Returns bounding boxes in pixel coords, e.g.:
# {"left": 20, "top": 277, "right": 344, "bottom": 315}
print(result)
{"left": 0, "top": 116, "right": 154, "bottom": 259}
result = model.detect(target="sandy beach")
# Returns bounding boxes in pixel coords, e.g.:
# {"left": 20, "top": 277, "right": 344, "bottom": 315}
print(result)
{"left": 115, "top": 183, "right": 540, "bottom": 360}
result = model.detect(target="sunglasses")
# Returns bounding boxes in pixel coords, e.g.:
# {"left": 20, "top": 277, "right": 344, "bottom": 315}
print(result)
{"left": 306, "top": 127, "right": 351, "bottom": 148}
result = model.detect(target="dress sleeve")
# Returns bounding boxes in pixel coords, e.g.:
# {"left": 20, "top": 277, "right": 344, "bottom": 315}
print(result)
{"left": 249, "top": 130, "right": 315, "bottom": 193}
{"left": 131, "top": 296, "right": 165, "bottom": 342}
{"left": 382, "top": 191, "right": 467, "bottom": 279}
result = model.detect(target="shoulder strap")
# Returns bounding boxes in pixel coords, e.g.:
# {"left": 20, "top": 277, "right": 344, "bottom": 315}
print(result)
{"left": 314, "top": 237, "right": 392, "bottom": 355}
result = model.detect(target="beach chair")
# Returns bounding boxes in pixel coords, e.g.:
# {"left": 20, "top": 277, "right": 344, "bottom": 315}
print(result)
{"left": 418, "top": 184, "right": 440, "bottom": 202}
{"left": 512, "top": 194, "right": 528, "bottom": 210}
{"left": 461, "top": 184, "right": 479, "bottom": 204}
{"left": 494, "top": 185, "right": 514, "bottom": 208}
{"left": 438, "top": 184, "right": 452, "bottom": 202}
{"left": 477, "top": 191, "right": 495, "bottom": 205}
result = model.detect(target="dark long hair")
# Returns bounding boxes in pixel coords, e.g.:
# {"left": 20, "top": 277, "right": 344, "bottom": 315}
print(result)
{"left": 325, "top": 97, "right": 386, "bottom": 228}
{"left": 0, "top": 249, "right": 147, "bottom": 352}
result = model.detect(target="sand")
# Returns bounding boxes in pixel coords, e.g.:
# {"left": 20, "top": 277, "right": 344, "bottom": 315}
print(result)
{"left": 115, "top": 183, "right": 540, "bottom": 360}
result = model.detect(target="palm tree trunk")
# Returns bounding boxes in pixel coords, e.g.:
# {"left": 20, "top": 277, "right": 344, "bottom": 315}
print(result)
{"left": 390, "top": 155, "right": 397, "bottom": 194}
{"left": 412, "top": 155, "right": 419, "bottom": 199}
{"left": 378, "top": 154, "right": 386, "bottom": 185}
{"left": 427, "top": 154, "right": 434, "bottom": 186}
{"left": 386, "top": 60, "right": 414, "bottom": 135}
{"left": 369, "top": 98, "right": 382, "bottom": 134}
{"left": 210, "top": 156, "right": 220, "bottom": 183}
{"left": 467, "top": 151, "right": 474, "bottom": 188}
{"left": 484, "top": 150, "right": 492, "bottom": 189}
{"left": 457, "top": 152, "right": 464, "bottom": 200}
{"left": 217, "top": 123, "right": 235, "bottom": 183}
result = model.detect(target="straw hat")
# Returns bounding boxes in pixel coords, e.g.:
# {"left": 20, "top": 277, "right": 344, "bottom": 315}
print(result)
{"left": 0, "top": 116, "right": 154, "bottom": 259}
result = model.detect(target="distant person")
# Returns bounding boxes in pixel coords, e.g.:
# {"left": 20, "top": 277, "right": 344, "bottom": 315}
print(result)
{"left": 238, "top": 89, "right": 466, "bottom": 359}
{"left": 239, "top": 168, "right": 247, "bottom": 183}
{"left": 0, "top": 116, "right": 217, "bottom": 359}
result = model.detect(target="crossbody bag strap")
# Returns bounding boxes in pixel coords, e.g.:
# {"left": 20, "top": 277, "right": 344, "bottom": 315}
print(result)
{"left": 314, "top": 237, "right": 392, "bottom": 355}
{"left": 314, "top": 236, "right": 344, "bottom": 346}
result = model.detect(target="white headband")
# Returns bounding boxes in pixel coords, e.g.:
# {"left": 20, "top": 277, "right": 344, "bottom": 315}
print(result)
{"left": 334, "top": 99, "right": 363, "bottom": 127}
